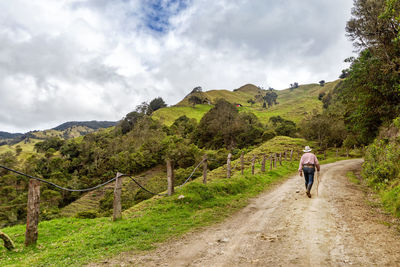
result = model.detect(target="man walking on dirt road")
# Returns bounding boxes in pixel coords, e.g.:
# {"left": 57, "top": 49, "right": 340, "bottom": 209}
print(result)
{"left": 299, "top": 146, "right": 320, "bottom": 198}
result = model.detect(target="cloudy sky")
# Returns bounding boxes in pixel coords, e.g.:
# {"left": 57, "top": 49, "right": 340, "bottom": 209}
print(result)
{"left": 0, "top": 0, "right": 355, "bottom": 133}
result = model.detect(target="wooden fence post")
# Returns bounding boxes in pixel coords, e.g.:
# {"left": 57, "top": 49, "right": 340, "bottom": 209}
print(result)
{"left": 113, "top": 172, "right": 123, "bottom": 221}
{"left": 251, "top": 155, "right": 256, "bottom": 175}
{"left": 270, "top": 155, "right": 273, "bottom": 171}
{"left": 203, "top": 155, "right": 208, "bottom": 184}
{"left": 346, "top": 148, "right": 349, "bottom": 158}
{"left": 279, "top": 153, "right": 282, "bottom": 166}
{"left": 274, "top": 153, "right": 277, "bottom": 168}
{"left": 336, "top": 148, "right": 338, "bottom": 158}
{"left": 166, "top": 159, "right": 175, "bottom": 196}
{"left": 324, "top": 150, "right": 326, "bottom": 160}
{"left": 227, "top": 153, "right": 232, "bottom": 178}
{"left": 290, "top": 150, "right": 293, "bottom": 162}
{"left": 25, "top": 179, "right": 40, "bottom": 246}
{"left": 261, "top": 154, "right": 266, "bottom": 172}
{"left": 240, "top": 151, "right": 244, "bottom": 175}
{"left": 284, "top": 151, "right": 287, "bottom": 161}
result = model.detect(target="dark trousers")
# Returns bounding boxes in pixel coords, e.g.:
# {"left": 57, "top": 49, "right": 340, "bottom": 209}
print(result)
{"left": 303, "top": 166, "right": 315, "bottom": 191}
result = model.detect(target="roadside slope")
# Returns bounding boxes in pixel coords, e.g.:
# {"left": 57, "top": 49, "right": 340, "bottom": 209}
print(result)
{"left": 95, "top": 159, "right": 400, "bottom": 266}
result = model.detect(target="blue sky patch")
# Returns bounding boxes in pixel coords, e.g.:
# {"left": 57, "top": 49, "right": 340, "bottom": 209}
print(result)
{"left": 142, "top": 0, "right": 190, "bottom": 33}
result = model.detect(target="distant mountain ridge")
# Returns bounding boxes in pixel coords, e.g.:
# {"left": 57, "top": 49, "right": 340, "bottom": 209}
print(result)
{"left": 52, "top": 121, "right": 117, "bottom": 131}
{"left": 0, "top": 121, "right": 117, "bottom": 139}
{"left": 0, "top": 120, "right": 118, "bottom": 147}
{"left": 0, "top": 131, "right": 23, "bottom": 139}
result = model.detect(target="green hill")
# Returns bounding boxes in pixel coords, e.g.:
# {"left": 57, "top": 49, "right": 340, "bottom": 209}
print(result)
{"left": 153, "top": 80, "right": 341, "bottom": 125}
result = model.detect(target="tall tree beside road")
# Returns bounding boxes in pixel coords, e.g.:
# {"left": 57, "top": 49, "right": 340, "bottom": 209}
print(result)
{"left": 337, "top": 0, "right": 400, "bottom": 144}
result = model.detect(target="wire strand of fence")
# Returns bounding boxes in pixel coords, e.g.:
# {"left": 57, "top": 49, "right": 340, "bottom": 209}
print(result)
{"left": 0, "top": 164, "right": 117, "bottom": 192}
{"left": 0, "top": 157, "right": 207, "bottom": 199}
{"left": 231, "top": 160, "right": 240, "bottom": 171}
{"left": 125, "top": 175, "right": 168, "bottom": 196}
{"left": 178, "top": 159, "right": 205, "bottom": 188}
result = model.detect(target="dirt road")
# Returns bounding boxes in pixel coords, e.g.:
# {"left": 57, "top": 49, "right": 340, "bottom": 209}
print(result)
{"left": 94, "top": 159, "right": 400, "bottom": 266}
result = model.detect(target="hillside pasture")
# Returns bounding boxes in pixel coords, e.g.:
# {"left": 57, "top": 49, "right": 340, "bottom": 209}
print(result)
{"left": 152, "top": 80, "right": 341, "bottom": 126}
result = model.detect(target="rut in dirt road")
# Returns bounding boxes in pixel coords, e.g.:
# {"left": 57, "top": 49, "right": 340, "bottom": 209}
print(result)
{"left": 91, "top": 159, "right": 400, "bottom": 266}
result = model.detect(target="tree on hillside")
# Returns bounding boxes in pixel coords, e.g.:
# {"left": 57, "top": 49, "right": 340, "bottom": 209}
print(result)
{"left": 247, "top": 98, "right": 256, "bottom": 106}
{"left": 135, "top": 102, "right": 152, "bottom": 115}
{"left": 269, "top": 116, "right": 297, "bottom": 137}
{"left": 300, "top": 111, "right": 347, "bottom": 147}
{"left": 290, "top": 82, "right": 299, "bottom": 91}
{"left": 170, "top": 115, "right": 197, "bottom": 139}
{"left": 190, "top": 86, "right": 202, "bottom": 94}
{"left": 319, "top": 80, "right": 325, "bottom": 86}
{"left": 188, "top": 95, "right": 203, "bottom": 107}
{"left": 339, "top": 69, "right": 349, "bottom": 79}
{"left": 346, "top": 0, "right": 399, "bottom": 56}
{"left": 120, "top": 111, "right": 144, "bottom": 134}
{"left": 15, "top": 145, "right": 22, "bottom": 155}
{"left": 255, "top": 93, "right": 264, "bottom": 103}
{"left": 194, "top": 99, "right": 264, "bottom": 149}
{"left": 263, "top": 88, "right": 278, "bottom": 108}
{"left": 149, "top": 97, "right": 167, "bottom": 112}
{"left": 194, "top": 99, "right": 241, "bottom": 148}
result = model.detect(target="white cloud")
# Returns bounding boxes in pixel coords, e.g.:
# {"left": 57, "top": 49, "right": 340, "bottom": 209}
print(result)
{"left": 0, "top": 0, "right": 355, "bottom": 133}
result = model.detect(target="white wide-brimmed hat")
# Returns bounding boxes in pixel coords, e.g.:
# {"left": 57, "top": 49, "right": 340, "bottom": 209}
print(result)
{"left": 303, "top": 146, "right": 312, "bottom": 152}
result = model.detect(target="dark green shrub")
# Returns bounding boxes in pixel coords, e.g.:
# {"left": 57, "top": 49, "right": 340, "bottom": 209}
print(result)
{"left": 75, "top": 210, "right": 98, "bottom": 219}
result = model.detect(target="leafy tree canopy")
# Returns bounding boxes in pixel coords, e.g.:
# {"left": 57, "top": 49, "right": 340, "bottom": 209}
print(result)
{"left": 194, "top": 99, "right": 264, "bottom": 149}
{"left": 334, "top": 0, "right": 400, "bottom": 144}
{"left": 188, "top": 95, "right": 203, "bottom": 106}
{"left": 149, "top": 97, "right": 167, "bottom": 112}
